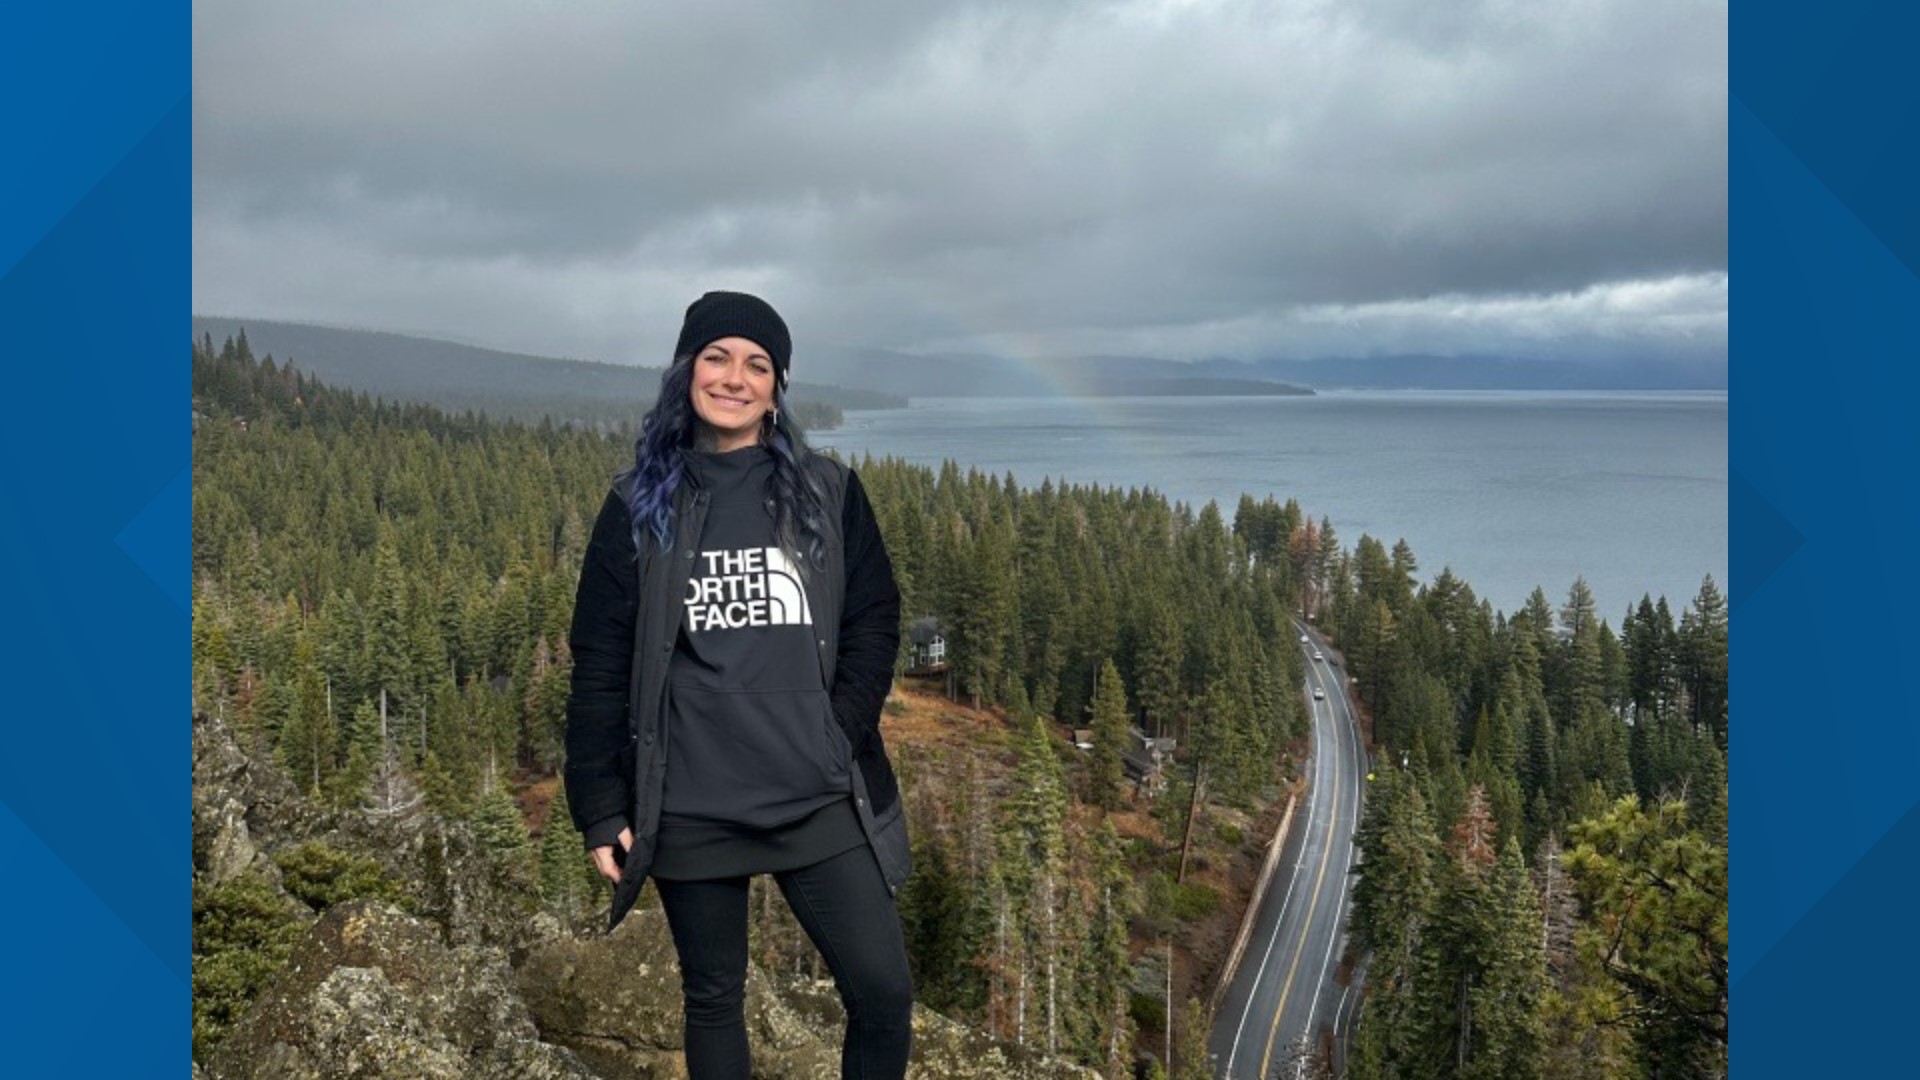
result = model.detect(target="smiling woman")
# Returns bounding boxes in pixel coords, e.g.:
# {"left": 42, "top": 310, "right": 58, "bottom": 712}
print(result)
{"left": 690, "top": 337, "right": 777, "bottom": 450}
{"left": 563, "top": 290, "right": 915, "bottom": 1080}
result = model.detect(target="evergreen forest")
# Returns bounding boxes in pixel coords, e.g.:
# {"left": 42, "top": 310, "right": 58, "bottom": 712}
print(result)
{"left": 190, "top": 335, "right": 1726, "bottom": 1078}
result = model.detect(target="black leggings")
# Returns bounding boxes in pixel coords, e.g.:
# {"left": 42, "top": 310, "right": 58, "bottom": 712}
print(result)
{"left": 654, "top": 845, "right": 914, "bottom": 1080}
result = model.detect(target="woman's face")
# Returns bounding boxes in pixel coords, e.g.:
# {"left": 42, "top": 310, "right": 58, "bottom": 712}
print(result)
{"left": 688, "top": 336, "right": 777, "bottom": 452}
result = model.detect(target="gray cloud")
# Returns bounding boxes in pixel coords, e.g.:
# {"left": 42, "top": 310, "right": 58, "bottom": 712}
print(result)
{"left": 193, "top": 0, "right": 1727, "bottom": 365}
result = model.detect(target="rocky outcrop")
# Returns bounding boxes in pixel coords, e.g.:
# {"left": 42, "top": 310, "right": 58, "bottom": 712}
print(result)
{"left": 193, "top": 711, "right": 1100, "bottom": 1078}
{"left": 516, "top": 905, "right": 1097, "bottom": 1080}
{"left": 193, "top": 707, "right": 312, "bottom": 889}
{"left": 192, "top": 709, "right": 549, "bottom": 952}
{"left": 204, "top": 899, "right": 596, "bottom": 1080}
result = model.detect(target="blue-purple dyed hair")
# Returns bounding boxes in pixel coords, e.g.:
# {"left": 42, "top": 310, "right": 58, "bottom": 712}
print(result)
{"left": 622, "top": 354, "right": 831, "bottom": 573}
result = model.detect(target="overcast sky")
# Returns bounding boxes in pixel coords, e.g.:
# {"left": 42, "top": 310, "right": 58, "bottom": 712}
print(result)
{"left": 193, "top": 0, "right": 1726, "bottom": 368}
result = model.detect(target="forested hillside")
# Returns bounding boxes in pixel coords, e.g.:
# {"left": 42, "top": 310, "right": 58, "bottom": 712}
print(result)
{"left": 190, "top": 334, "right": 1312, "bottom": 1076}
{"left": 1332, "top": 549, "right": 1728, "bottom": 1075}
{"left": 190, "top": 334, "right": 1726, "bottom": 1078}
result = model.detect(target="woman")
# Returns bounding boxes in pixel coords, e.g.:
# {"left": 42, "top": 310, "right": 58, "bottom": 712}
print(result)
{"left": 562, "top": 291, "right": 914, "bottom": 1079}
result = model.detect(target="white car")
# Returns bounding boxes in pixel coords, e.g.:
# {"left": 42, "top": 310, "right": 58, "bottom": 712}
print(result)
{"left": 1313, "top": 687, "right": 1326, "bottom": 700}
{"left": 1299, "top": 633, "right": 1309, "bottom": 644}
{"left": 1313, "top": 651, "right": 1325, "bottom": 662}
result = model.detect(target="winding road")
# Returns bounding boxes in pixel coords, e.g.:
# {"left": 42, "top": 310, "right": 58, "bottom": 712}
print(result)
{"left": 1208, "top": 626, "right": 1368, "bottom": 1078}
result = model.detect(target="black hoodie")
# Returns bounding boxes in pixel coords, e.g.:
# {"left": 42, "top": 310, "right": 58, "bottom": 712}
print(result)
{"left": 651, "top": 445, "right": 863, "bottom": 877}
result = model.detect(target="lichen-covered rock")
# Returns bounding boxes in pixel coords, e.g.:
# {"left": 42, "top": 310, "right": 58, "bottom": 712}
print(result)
{"left": 902, "top": 1005, "right": 1102, "bottom": 1079}
{"left": 514, "top": 908, "right": 687, "bottom": 1077}
{"left": 514, "top": 906, "right": 846, "bottom": 1079}
{"left": 515, "top": 910, "right": 1095, "bottom": 1080}
{"left": 204, "top": 899, "right": 595, "bottom": 1080}
{"left": 198, "top": 792, "right": 264, "bottom": 885}
{"left": 193, "top": 709, "right": 312, "bottom": 887}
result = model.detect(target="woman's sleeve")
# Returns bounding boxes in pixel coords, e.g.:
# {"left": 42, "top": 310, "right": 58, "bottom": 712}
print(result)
{"left": 831, "top": 467, "right": 902, "bottom": 755}
{"left": 564, "top": 487, "right": 639, "bottom": 847}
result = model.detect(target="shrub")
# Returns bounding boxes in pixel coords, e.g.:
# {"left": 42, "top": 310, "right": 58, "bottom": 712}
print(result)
{"left": 1171, "top": 882, "right": 1220, "bottom": 922}
{"left": 274, "top": 840, "right": 410, "bottom": 912}
{"left": 192, "top": 873, "right": 308, "bottom": 1062}
{"left": 1129, "top": 991, "right": 1168, "bottom": 1034}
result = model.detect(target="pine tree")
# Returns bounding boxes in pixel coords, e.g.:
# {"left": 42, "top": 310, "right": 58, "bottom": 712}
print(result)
{"left": 523, "top": 635, "right": 571, "bottom": 770}
{"left": 368, "top": 528, "right": 417, "bottom": 722}
{"left": 1137, "top": 604, "right": 1185, "bottom": 740}
{"left": 1350, "top": 765, "right": 1440, "bottom": 993}
{"left": 276, "top": 634, "right": 338, "bottom": 797}
{"left": 997, "top": 713, "right": 1068, "bottom": 1046}
{"left": 362, "top": 689, "right": 425, "bottom": 821}
{"left": 323, "top": 700, "right": 380, "bottom": 810}
{"left": 900, "top": 818, "right": 975, "bottom": 1014}
{"left": 1681, "top": 575, "right": 1728, "bottom": 748}
{"left": 537, "top": 788, "right": 600, "bottom": 918}
{"left": 949, "top": 513, "right": 1018, "bottom": 708}
{"left": 1564, "top": 796, "right": 1727, "bottom": 1076}
{"left": 1086, "top": 818, "right": 1134, "bottom": 1077}
{"left": 1405, "top": 786, "right": 1548, "bottom": 1078}
{"left": 1313, "top": 515, "right": 1339, "bottom": 621}
{"left": 1461, "top": 840, "right": 1547, "bottom": 1079}
{"left": 471, "top": 779, "right": 534, "bottom": 876}
{"left": 1171, "top": 997, "right": 1215, "bottom": 1080}
{"left": 1089, "top": 659, "right": 1130, "bottom": 810}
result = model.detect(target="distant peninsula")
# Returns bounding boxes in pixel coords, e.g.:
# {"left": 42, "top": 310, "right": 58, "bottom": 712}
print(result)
{"left": 1080, "top": 376, "right": 1312, "bottom": 397}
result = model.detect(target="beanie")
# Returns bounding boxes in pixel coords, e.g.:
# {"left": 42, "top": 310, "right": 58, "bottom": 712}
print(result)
{"left": 673, "top": 291, "right": 792, "bottom": 389}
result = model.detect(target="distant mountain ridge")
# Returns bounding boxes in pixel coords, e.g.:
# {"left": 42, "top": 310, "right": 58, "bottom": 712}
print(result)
{"left": 796, "top": 348, "right": 1726, "bottom": 395}
{"left": 193, "top": 318, "right": 1727, "bottom": 417}
{"left": 189, "top": 317, "right": 905, "bottom": 429}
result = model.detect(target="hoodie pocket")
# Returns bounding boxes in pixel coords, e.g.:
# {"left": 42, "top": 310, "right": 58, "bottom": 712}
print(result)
{"left": 664, "top": 686, "right": 851, "bottom": 826}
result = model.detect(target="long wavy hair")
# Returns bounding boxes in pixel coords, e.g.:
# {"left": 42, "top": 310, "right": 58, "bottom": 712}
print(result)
{"left": 622, "top": 354, "right": 832, "bottom": 574}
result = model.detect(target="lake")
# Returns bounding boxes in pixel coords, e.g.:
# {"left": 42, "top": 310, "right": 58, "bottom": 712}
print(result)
{"left": 809, "top": 390, "right": 1728, "bottom": 621}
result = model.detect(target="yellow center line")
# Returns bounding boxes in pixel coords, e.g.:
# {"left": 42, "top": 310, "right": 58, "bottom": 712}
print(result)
{"left": 1257, "top": 702, "right": 1342, "bottom": 1079}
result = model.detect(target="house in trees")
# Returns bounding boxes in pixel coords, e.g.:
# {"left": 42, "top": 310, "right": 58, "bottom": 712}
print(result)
{"left": 1121, "top": 727, "right": 1177, "bottom": 800}
{"left": 905, "top": 616, "right": 948, "bottom": 676}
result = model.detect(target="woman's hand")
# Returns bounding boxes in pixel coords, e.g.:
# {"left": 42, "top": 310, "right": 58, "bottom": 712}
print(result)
{"left": 590, "top": 827, "right": 637, "bottom": 884}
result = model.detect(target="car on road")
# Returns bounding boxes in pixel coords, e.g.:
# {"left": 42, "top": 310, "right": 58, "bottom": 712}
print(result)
{"left": 1313, "top": 687, "right": 1325, "bottom": 700}
{"left": 1313, "top": 651, "right": 1325, "bottom": 662}
{"left": 1299, "top": 633, "right": 1309, "bottom": 644}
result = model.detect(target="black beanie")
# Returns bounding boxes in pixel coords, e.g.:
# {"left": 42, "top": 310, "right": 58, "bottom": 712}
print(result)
{"left": 674, "top": 291, "right": 792, "bottom": 389}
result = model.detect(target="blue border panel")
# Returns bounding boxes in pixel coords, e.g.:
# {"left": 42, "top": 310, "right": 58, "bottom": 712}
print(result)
{"left": 0, "top": 2, "right": 187, "bottom": 1071}
{"left": 1735, "top": 1, "right": 1920, "bottom": 1076}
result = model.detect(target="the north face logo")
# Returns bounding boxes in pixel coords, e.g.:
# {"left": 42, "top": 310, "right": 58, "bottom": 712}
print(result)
{"left": 684, "top": 546, "right": 813, "bottom": 631}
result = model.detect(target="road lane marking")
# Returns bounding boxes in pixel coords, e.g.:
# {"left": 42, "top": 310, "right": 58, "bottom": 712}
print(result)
{"left": 1258, "top": 686, "right": 1344, "bottom": 1080}
{"left": 1302, "top": 658, "right": 1365, "bottom": 1059}
{"left": 1225, "top": 667, "right": 1326, "bottom": 1077}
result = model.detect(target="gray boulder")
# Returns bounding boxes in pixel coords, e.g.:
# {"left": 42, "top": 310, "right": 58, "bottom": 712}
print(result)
{"left": 204, "top": 899, "right": 595, "bottom": 1080}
